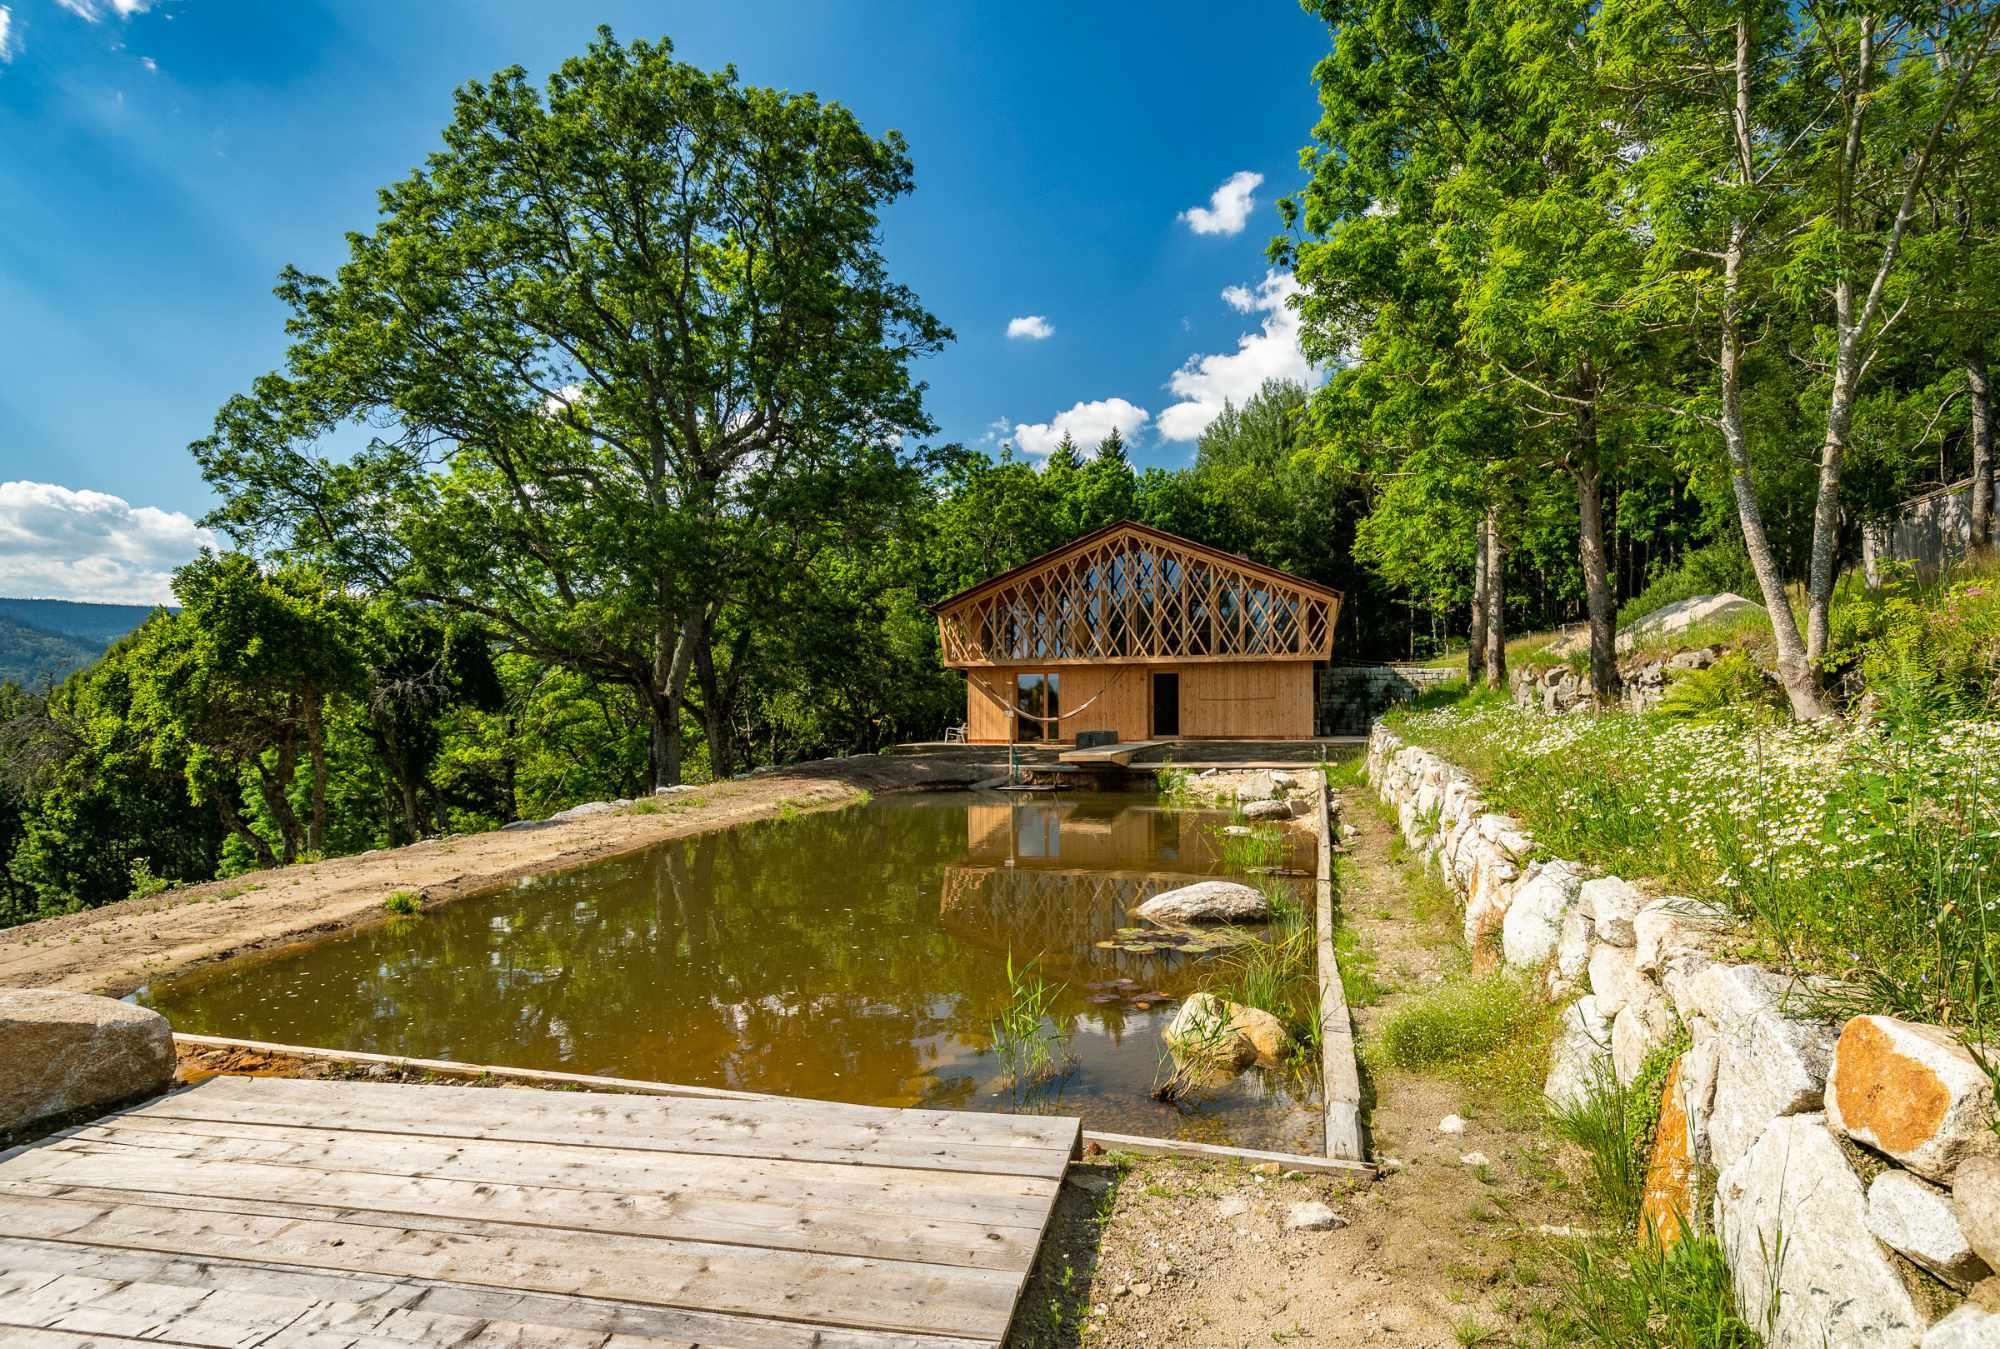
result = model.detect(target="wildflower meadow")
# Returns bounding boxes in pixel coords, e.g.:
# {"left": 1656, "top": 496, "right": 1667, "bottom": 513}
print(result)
{"left": 1388, "top": 697, "right": 2000, "bottom": 1038}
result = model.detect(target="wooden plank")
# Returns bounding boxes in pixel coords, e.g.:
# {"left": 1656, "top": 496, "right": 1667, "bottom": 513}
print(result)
{"left": 1079, "top": 1131, "right": 1374, "bottom": 1176}
{"left": 0, "top": 1237, "right": 991, "bottom": 1349}
{"left": 1057, "top": 738, "right": 1168, "bottom": 766}
{"left": 1313, "top": 774, "right": 1368, "bottom": 1163}
{"left": 0, "top": 1191, "right": 1020, "bottom": 1342}
{"left": 172, "top": 1033, "right": 772, "bottom": 1105}
{"left": 60, "top": 1118, "right": 1058, "bottom": 1226}
{"left": 5, "top": 1145, "right": 1041, "bottom": 1270}
{"left": 128, "top": 1076, "right": 1076, "bottom": 1179}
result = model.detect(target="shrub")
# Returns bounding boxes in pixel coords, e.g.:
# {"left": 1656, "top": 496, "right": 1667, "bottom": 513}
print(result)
{"left": 383, "top": 889, "right": 422, "bottom": 916}
{"left": 1655, "top": 653, "right": 1784, "bottom": 723}
{"left": 1366, "top": 969, "right": 1555, "bottom": 1117}
{"left": 126, "top": 858, "right": 176, "bottom": 901}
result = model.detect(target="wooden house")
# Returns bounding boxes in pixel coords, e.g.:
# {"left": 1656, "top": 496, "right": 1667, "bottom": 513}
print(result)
{"left": 932, "top": 521, "right": 1341, "bottom": 744}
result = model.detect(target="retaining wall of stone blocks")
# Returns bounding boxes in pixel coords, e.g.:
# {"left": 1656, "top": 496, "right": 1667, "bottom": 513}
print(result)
{"left": 1367, "top": 723, "right": 2000, "bottom": 1348}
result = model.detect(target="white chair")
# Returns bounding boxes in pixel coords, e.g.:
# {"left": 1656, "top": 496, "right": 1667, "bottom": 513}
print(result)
{"left": 943, "top": 723, "right": 968, "bottom": 744}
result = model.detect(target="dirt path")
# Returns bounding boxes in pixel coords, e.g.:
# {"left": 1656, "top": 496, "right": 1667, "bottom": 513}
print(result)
{"left": 1014, "top": 782, "right": 1575, "bottom": 1347}
{"left": 0, "top": 754, "right": 985, "bottom": 997}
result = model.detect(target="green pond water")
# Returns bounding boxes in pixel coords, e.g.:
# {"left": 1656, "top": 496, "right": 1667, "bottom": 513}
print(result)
{"left": 141, "top": 789, "right": 1323, "bottom": 1149}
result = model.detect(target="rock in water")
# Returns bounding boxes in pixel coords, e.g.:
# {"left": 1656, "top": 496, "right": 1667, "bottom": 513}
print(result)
{"left": 1163, "top": 992, "right": 1291, "bottom": 1068}
{"left": 0, "top": 988, "right": 174, "bottom": 1135}
{"left": 1136, "top": 880, "right": 1270, "bottom": 924}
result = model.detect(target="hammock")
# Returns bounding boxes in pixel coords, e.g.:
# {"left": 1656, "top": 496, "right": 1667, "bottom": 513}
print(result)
{"left": 967, "top": 672, "right": 1115, "bottom": 724}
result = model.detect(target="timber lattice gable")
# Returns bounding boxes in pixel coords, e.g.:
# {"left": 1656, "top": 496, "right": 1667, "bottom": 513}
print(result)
{"left": 934, "top": 523, "right": 1339, "bottom": 667}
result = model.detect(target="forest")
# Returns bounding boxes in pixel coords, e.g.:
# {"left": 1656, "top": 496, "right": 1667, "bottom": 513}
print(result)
{"left": 1, "top": 3, "right": 1995, "bottom": 926}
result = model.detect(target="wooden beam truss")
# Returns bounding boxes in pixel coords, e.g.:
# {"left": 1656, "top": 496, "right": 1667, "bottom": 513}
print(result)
{"left": 935, "top": 525, "right": 1339, "bottom": 667}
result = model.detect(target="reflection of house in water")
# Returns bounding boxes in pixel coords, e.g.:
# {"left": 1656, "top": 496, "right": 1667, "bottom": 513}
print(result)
{"left": 962, "top": 799, "right": 1233, "bottom": 872}
{"left": 939, "top": 796, "right": 1311, "bottom": 986}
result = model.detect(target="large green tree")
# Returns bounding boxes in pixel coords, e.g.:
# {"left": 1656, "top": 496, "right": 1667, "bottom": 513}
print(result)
{"left": 197, "top": 30, "right": 948, "bottom": 786}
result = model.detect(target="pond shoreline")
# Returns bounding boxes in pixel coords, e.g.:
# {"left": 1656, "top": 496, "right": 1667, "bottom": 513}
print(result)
{"left": 0, "top": 753, "right": 987, "bottom": 998}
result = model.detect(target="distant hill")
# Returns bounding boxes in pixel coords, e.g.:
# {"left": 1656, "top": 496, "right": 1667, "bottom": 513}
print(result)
{"left": 0, "top": 598, "right": 164, "bottom": 689}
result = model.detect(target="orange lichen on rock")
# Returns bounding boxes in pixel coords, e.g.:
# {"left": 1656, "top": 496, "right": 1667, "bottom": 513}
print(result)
{"left": 1640, "top": 1056, "right": 1694, "bottom": 1245}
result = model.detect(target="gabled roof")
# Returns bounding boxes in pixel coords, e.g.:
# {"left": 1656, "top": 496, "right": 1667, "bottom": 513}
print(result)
{"left": 931, "top": 520, "right": 1342, "bottom": 668}
{"left": 929, "top": 520, "right": 1342, "bottom": 614}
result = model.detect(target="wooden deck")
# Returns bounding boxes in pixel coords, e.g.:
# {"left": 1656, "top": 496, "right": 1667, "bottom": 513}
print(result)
{"left": 1054, "top": 738, "right": 1170, "bottom": 766}
{"left": 0, "top": 1074, "right": 1081, "bottom": 1348}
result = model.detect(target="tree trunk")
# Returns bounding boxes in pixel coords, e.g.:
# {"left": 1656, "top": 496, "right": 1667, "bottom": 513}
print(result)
{"left": 255, "top": 749, "right": 305, "bottom": 865}
{"left": 1469, "top": 520, "right": 1489, "bottom": 687}
{"left": 1971, "top": 349, "right": 1995, "bottom": 555}
{"left": 1719, "top": 13, "right": 1824, "bottom": 720}
{"left": 303, "top": 684, "right": 327, "bottom": 857}
{"left": 1576, "top": 457, "right": 1621, "bottom": 705}
{"left": 1804, "top": 325, "right": 1863, "bottom": 666}
{"left": 1483, "top": 506, "right": 1507, "bottom": 689}
{"left": 216, "top": 797, "right": 277, "bottom": 871}
{"left": 647, "top": 613, "right": 699, "bottom": 789}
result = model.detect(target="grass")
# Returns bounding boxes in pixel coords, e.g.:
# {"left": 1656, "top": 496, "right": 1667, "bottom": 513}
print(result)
{"left": 1527, "top": 1231, "right": 1762, "bottom": 1348}
{"left": 1213, "top": 882, "right": 1323, "bottom": 1060}
{"left": 382, "top": 889, "right": 422, "bottom": 916}
{"left": 1523, "top": 1023, "right": 1757, "bottom": 1347}
{"left": 989, "top": 953, "right": 1075, "bottom": 1107}
{"left": 1364, "top": 967, "right": 1558, "bottom": 1121}
{"left": 1216, "top": 823, "right": 1291, "bottom": 874}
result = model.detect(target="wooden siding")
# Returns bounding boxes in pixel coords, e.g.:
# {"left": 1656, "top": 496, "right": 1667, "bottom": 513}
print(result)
{"left": 962, "top": 662, "right": 1313, "bottom": 743}
{"left": 1180, "top": 662, "right": 1315, "bottom": 739}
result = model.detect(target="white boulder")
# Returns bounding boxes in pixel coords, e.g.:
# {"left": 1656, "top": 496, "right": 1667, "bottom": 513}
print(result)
{"left": 1588, "top": 943, "right": 1647, "bottom": 1016}
{"left": 1616, "top": 592, "right": 1765, "bottom": 654}
{"left": 1501, "top": 860, "right": 1587, "bottom": 969}
{"left": 1545, "top": 995, "right": 1614, "bottom": 1113}
{"left": 1867, "top": 1170, "right": 1991, "bottom": 1289}
{"left": 0, "top": 989, "right": 175, "bottom": 1135}
{"left": 1715, "top": 1114, "right": 1925, "bottom": 1349}
{"left": 1923, "top": 1301, "right": 2000, "bottom": 1349}
{"left": 1136, "top": 881, "right": 1270, "bottom": 925}
{"left": 1578, "top": 877, "right": 1644, "bottom": 947}
{"left": 1163, "top": 993, "right": 1290, "bottom": 1068}
{"left": 1612, "top": 987, "right": 1677, "bottom": 1088}
{"left": 1685, "top": 964, "right": 1838, "bottom": 1171}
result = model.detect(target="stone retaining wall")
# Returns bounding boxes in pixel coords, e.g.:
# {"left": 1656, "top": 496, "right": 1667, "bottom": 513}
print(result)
{"left": 1367, "top": 723, "right": 2000, "bottom": 1347}
{"left": 1509, "top": 647, "right": 1721, "bottom": 716}
{"left": 1316, "top": 664, "right": 1460, "bottom": 736}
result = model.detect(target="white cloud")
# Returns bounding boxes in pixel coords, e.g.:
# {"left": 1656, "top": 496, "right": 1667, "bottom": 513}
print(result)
{"left": 1179, "top": 170, "right": 1264, "bottom": 237}
{"left": 138, "top": 54, "right": 155, "bottom": 72}
{"left": 1006, "top": 315, "right": 1054, "bottom": 341}
{"left": 1156, "top": 270, "right": 1321, "bottom": 442}
{"left": 1012, "top": 398, "right": 1151, "bottom": 457}
{"left": 0, "top": 8, "right": 13, "bottom": 63}
{"left": 0, "top": 481, "right": 216, "bottom": 604}
{"left": 53, "top": 0, "right": 152, "bottom": 21}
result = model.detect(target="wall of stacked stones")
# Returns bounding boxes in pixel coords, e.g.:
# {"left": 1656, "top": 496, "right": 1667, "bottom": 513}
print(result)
{"left": 1366, "top": 723, "right": 2000, "bottom": 1348}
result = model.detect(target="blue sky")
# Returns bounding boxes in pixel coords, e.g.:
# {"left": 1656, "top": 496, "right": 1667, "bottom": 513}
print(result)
{"left": 0, "top": 0, "right": 1330, "bottom": 601}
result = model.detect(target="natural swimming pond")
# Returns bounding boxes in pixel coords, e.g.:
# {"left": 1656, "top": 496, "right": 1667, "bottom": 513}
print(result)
{"left": 142, "top": 789, "right": 1324, "bottom": 1149}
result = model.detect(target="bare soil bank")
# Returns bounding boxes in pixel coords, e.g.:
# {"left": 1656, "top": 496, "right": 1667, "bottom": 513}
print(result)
{"left": 0, "top": 754, "right": 985, "bottom": 998}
